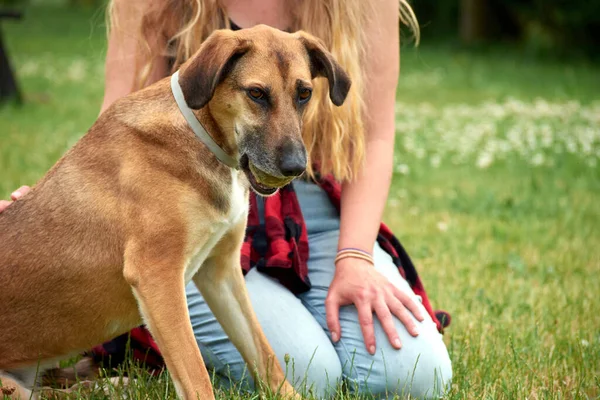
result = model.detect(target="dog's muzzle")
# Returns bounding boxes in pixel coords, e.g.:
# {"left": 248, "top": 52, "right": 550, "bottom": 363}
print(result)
{"left": 240, "top": 154, "right": 305, "bottom": 196}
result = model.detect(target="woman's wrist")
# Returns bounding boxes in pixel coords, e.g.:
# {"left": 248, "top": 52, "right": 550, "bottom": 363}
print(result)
{"left": 335, "top": 247, "right": 374, "bottom": 266}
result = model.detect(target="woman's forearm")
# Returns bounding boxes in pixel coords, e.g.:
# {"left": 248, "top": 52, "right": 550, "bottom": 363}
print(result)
{"left": 338, "top": 0, "right": 399, "bottom": 254}
{"left": 338, "top": 133, "right": 395, "bottom": 253}
{"left": 100, "top": 0, "right": 168, "bottom": 114}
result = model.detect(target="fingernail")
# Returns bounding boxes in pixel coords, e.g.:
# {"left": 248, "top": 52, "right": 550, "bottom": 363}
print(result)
{"left": 331, "top": 331, "right": 339, "bottom": 342}
{"left": 369, "top": 345, "right": 375, "bottom": 355}
{"left": 412, "top": 327, "right": 420, "bottom": 336}
{"left": 394, "top": 338, "right": 401, "bottom": 348}
{"left": 11, "top": 191, "right": 22, "bottom": 200}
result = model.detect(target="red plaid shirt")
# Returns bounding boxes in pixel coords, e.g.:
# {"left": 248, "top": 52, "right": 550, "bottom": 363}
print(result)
{"left": 90, "top": 174, "right": 450, "bottom": 370}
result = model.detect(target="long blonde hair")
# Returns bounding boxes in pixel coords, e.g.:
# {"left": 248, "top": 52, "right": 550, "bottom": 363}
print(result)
{"left": 108, "top": 0, "right": 419, "bottom": 182}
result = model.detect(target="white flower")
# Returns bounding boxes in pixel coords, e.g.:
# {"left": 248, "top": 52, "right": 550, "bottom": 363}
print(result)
{"left": 20, "top": 60, "right": 40, "bottom": 76}
{"left": 477, "top": 153, "right": 493, "bottom": 169}
{"left": 395, "top": 164, "right": 410, "bottom": 175}
{"left": 531, "top": 153, "right": 545, "bottom": 166}
{"left": 437, "top": 221, "right": 448, "bottom": 232}
{"left": 67, "top": 59, "right": 87, "bottom": 82}
{"left": 393, "top": 98, "right": 600, "bottom": 170}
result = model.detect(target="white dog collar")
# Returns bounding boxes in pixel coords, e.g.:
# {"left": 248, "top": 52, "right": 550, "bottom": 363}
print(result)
{"left": 171, "top": 70, "right": 239, "bottom": 169}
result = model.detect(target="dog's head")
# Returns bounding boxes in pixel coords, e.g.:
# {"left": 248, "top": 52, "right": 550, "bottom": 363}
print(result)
{"left": 177, "top": 25, "right": 351, "bottom": 195}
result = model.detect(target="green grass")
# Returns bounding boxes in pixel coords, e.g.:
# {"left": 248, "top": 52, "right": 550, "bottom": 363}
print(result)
{"left": 2, "top": 4, "right": 600, "bottom": 399}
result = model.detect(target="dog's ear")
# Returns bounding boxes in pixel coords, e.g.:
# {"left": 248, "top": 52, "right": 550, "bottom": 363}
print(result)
{"left": 297, "top": 33, "right": 351, "bottom": 106}
{"left": 178, "top": 31, "right": 252, "bottom": 110}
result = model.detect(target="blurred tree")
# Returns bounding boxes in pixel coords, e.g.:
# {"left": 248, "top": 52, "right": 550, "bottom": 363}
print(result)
{"left": 410, "top": 0, "right": 600, "bottom": 59}
{"left": 68, "top": 0, "right": 106, "bottom": 7}
{"left": 459, "top": 0, "right": 489, "bottom": 44}
{"left": 504, "top": 0, "right": 600, "bottom": 58}
{"left": 0, "top": 0, "right": 25, "bottom": 6}
{"left": 0, "top": 8, "right": 22, "bottom": 104}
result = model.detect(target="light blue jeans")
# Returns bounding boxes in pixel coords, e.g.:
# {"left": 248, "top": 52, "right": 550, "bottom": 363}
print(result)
{"left": 185, "top": 180, "right": 452, "bottom": 399}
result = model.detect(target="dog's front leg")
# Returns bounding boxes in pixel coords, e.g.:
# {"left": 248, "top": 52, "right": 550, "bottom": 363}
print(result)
{"left": 192, "top": 222, "right": 299, "bottom": 399}
{"left": 124, "top": 243, "right": 214, "bottom": 400}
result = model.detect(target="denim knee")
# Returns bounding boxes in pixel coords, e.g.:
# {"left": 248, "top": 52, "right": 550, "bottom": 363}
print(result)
{"left": 348, "top": 336, "right": 453, "bottom": 400}
{"left": 283, "top": 341, "right": 343, "bottom": 398}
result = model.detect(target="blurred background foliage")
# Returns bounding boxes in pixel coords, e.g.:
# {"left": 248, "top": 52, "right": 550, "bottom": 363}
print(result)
{"left": 3, "top": 0, "right": 599, "bottom": 61}
{"left": 409, "top": 0, "right": 600, "bottom": 61}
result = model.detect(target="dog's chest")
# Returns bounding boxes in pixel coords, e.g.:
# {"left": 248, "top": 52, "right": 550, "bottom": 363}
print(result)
{"left": 184, "top": 170, "right": 248, "bottom": 283}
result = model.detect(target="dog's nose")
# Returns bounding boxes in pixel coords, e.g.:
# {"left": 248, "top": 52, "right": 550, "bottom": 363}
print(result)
{"left": 279, "top": 152, "right": 306, "bottom": 177}
{"left": 278, "top": 141, "right": 307, "bottom": 177}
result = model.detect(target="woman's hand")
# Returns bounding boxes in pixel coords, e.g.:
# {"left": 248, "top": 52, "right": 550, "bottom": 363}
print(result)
{"left": 325, "top": 257, "right": 425, "bottom": 355}
{"left": 0, "top": 186, "right": 30, "bottom": 213}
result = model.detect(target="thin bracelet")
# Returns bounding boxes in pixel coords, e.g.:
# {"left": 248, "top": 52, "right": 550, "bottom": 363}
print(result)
{"left": 335, "top": 253, "right": 375, "bottom": 265}
{"left": 334, "top": 248, "right": 375, "bottom": 266}
{"left": 338, "top": 247, "right": 372, "bottom": 256}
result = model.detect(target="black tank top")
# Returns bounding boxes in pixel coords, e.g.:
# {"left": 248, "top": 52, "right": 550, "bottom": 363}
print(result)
{"left": 230, "top": 19, "right": 242, "bottom": 31}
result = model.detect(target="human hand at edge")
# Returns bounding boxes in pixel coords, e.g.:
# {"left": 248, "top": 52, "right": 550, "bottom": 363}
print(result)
{"left": 0, "top": 186, "right": 31, "bottom": 213}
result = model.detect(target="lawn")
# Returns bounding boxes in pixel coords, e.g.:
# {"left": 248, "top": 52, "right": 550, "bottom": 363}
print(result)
{"left": 1, "top": 4, "right": 599, "bottom": 400}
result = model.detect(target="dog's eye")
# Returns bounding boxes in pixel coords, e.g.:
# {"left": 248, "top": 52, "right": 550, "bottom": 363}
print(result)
{"left": 248, "top": 88, "right": 265, "bottom": 101}
{"left": 298, "top": 88, "right": 312, "bottom": 103}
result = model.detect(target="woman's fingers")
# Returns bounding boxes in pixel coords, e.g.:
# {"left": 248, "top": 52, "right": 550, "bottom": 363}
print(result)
{"left": 373, "top": 297, "right": 402, "bottom": 349}
{"left": 0, "top": 186, "right": 31, "bottom": 213}
{"left": 325, "top": 293, "right": 341, "bottom": 343}
{"left": 392, "top": 286, "right": 424, "bottom": 322}
{"left": 11, "top": 185, "right": 30, "bottom": 201}
{"left": 387, "top": 294, "right": 419, "bottom": 337}
{"left": 0, "top": 200, "right": 11, "bottom": 213}
{"left": 356, "top": 300, "right": 376, "bottom": 354}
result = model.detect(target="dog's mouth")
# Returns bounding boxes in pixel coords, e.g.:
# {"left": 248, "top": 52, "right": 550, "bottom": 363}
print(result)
{"left": 240, "top": 154, "right": 279, "bottom": 196}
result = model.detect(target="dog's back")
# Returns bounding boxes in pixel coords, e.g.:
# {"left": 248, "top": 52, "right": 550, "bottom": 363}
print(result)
{"left": 0, "top": 80, "right": 235, "bottom": 370}
{"left": 0, "top": 108, "right": 144, "bottom": 369}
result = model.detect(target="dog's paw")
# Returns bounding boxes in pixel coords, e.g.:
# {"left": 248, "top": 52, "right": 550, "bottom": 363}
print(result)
{"left": 0, "top": 377, "right": 34, "bottom": 400}
{"left": 0, "top": 385, "right": 16, "bottom": 396}
{"left": 279, "top": 382, "right": 302, "bottom": 400}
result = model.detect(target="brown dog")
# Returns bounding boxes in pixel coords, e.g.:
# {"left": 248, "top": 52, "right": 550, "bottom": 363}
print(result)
{"left": 0, "top": 25, "right": 350, "bottom": 399}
